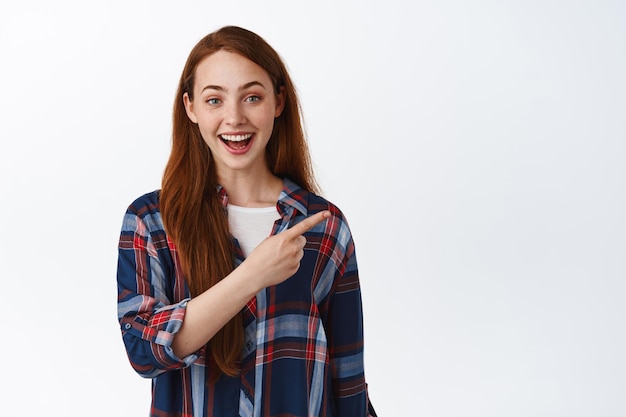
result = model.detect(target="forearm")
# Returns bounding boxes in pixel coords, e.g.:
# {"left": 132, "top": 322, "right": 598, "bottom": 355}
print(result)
{"left": 171, "top": 210, "right": 330, "bottom": 358}
{"left": 171, "top": 262, "right": 261, "bottom": 358}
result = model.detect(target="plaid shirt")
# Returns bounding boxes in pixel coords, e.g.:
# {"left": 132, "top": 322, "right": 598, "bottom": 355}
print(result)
{"left": 117, "top": 178, "right": 369, "bottom": 417}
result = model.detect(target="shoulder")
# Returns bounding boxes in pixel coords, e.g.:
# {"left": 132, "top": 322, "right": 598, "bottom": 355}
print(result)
{"left": 304, "top": 192, "right": 355, "bottom": 247}
{"left": 306, "top": 192, "right": 346, "bottom": 221}
{"left": 121, "top": 190, "right": 164, "bottom": 234}
{"left": 126, "top": 190, "right": 161, "bottom": 217}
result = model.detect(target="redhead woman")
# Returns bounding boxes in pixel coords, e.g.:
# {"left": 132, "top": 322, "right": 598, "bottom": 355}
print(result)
{"left": 117, "top": 25, "right": 375, "bottom": 417}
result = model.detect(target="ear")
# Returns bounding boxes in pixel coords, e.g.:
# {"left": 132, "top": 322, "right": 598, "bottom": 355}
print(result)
{"left": 183, "top": 92, "right": 198, "bottom": 124}
{"left": 274, "top": 86, "right": 286, "bottom": 118}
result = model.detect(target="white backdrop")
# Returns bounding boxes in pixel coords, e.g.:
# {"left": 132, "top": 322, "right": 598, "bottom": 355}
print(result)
{"left": 1, "top": 1, "right": 625, "bottom": 416}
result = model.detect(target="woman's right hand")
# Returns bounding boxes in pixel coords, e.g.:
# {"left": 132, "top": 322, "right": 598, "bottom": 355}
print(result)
{"left": 242, "top": 210, "right": 330, "bottom": 288}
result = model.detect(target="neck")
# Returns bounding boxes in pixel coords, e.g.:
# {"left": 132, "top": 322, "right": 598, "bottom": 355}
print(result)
{"left": 218, "top": 168, "right": 282, "bottom": 208}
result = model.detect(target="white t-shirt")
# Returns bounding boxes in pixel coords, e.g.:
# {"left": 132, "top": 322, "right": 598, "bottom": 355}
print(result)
{"left": 227, "top": 204, "right": 280, "bottom": 257}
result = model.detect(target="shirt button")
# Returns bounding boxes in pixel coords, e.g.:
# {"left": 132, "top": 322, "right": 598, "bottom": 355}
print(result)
{"left": 246, "top": 341, "right": 253, "bottom": 350}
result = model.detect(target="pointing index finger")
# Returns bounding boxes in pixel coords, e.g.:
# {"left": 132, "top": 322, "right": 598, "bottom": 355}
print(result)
{"left": 285, "top": 210, "right": 331, "bottom": 238}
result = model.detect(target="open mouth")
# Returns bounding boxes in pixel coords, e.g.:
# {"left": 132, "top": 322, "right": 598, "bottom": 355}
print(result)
{"left": 220, "top": 133, "right": 253, "bottom": 150}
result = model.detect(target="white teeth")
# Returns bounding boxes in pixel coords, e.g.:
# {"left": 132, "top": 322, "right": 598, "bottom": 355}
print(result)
{"left": 221, "top": 134, "right": 252, "bottom": 142}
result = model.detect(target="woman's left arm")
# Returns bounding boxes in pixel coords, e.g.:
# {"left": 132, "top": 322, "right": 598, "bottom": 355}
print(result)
{"left": 318, "top": 212, "right": 369, "bottom": 417}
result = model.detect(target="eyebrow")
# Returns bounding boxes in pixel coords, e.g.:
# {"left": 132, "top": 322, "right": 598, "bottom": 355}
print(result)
{"left": 201, "top": 81, "right": 267, "bottom": 94}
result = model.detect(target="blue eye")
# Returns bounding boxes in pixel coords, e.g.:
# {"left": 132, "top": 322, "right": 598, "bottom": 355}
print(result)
{"left": 245, "top": 95, "right": 261, "bottom": 103}
{"left": 207, "top": 98, "right": 221, "bottom": 105}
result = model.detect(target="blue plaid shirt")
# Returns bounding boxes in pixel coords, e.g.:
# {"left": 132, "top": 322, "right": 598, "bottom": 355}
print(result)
{"left": 117, "top": 179, "right": 370, "bottom": 416}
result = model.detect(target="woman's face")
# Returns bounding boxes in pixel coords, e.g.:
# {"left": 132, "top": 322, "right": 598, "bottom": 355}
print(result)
{"left": 184, "top": 50, "right": 285, "bottom": 178}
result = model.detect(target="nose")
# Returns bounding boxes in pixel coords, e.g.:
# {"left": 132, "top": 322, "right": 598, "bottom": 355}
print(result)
{"left": 225, "top": 101, "right": 246, "bottom": 126}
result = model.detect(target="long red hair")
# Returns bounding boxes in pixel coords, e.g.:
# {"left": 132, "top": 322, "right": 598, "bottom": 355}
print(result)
{"left": 160, "top": 26, "right": 319, "bottom": 378}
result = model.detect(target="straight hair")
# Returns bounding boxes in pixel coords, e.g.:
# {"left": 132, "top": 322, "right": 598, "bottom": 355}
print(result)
{"left": 160, "top": 26, "right": 319, "bottom": 378}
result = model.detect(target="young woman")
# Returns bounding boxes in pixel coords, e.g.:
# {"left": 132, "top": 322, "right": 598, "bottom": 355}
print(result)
{"left": 117, "top": 25, "right": 375, "bottom": 417}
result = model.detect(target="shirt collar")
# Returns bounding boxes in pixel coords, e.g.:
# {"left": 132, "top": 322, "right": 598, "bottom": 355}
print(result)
{"left": 277, "top": 178, "right": 308, "bottom": 217}
{"left": 216, "top": 177, "right": 309, "bottom": 217}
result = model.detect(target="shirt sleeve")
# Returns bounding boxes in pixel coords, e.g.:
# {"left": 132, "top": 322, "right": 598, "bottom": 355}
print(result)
{"left": 321, "top": 215, "right": 369, "bottom": 416}
{"left": 117, "top": 207, "right": 198, "bottom": 378}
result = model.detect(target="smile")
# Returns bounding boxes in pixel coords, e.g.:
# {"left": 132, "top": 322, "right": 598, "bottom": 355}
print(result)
{"left": 220, "top": 133, "right": 253, "bottom": 150}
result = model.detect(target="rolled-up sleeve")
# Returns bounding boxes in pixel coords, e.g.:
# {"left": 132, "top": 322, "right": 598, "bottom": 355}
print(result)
{"left": 117, "top": 201, "right": 198, "bottom": 378}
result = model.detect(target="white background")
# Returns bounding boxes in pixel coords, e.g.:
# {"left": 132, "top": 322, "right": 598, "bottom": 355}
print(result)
{"left": 1, "top": 1, "right": 625, "bottom": 416}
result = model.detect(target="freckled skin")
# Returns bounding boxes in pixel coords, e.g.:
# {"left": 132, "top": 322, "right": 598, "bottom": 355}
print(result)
{"left": 183, "top": 50, "right": 285, "bottom": 178}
